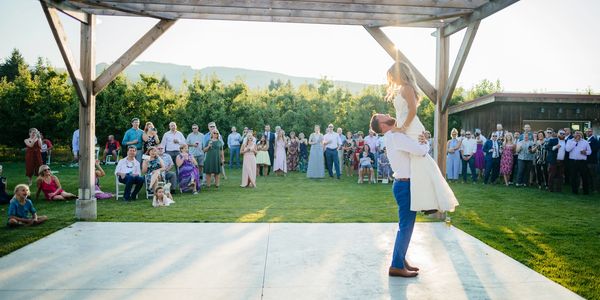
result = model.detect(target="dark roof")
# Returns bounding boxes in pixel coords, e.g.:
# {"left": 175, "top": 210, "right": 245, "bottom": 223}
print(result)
{"left": 448, "top": 92, "right": 600, "bottom": 114}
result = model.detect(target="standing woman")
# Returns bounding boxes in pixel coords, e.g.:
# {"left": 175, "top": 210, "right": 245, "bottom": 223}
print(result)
{"left": 255, "top": 135, "right": 271, "bottom": 176}
{"left": 298, "top": 133, "right": 308, "bottom": 173}
{"left": 203, "top": 130, "right": 225, "bottom": 189}
{"left": 40, "top": 133, "right": 53, "bottom": 165}
{"left": 343, "top": 131, "right": 355, "bottom": 176}
{"left": 446, "top": 128, "right": 462, "bottom": 181}
{"left": 143, "top": 122, "right": 160, "bottom": 153}
{"left": 273, "top": 130, "right": 288, "bottom": 176}
{"left": 240, "top": 133, "right": 257, "bottom": 188}
{"left": 500, "top": 132, "right": 516, "bottom": 186}
{"left": 473, "top": 132, "right": 486, "bottom": 181}
{"left": 353, "top": 131, "right": 365, "bottom": 172}
{"left": 307, "top": 125, "right": 325, "bottom": 178}
{"left": 25, "top": 128, "right": 43, "bottom": 186}
{"left": 533, "top": 130, "right": 548, "bottom": 189}
{"left": 287, "top": 131, "right": 299, "bottom": 171}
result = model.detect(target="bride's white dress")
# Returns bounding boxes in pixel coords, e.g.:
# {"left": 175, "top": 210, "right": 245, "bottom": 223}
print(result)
{"left": 394, "top": 92, "right": 459, "bottom": 212}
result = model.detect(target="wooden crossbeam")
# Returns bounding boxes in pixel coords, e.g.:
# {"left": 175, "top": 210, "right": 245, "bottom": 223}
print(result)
{"left": 441, "top": 21, "right": 479, "bottom": 111}
{"left": 42, "top": 0, "right": 89, "bottom": 23}
{"left": 93, "top": 19, "right": 176, "bottom": 95}
{"left": 436, "top": 0, "right": 518, "bottom": 37}
{"left": 41, "top": 1, "right": 88, "bottom": 106}
{"left": 70, "top": 0, "right": 177, "bottom": 19}
{"left": 363, "top": 26, "right": 437, "bottom": 103}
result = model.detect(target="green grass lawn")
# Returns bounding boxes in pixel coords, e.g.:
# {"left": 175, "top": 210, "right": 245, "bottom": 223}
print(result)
{"left": 0, "top": 162, "right": 598, "bottom": 299}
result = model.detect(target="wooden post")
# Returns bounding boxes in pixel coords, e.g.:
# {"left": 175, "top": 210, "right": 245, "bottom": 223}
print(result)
{"left": 76, "top": 13, "right": 97, "bottom": 220}
{"left": 434, "top": 28, "right": 449, "bottom": 173}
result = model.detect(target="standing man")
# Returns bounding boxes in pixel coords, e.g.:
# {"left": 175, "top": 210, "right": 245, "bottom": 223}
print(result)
{"left": 460, "top": 131, "right": 477, "bottom": 183}
{"left": 483, "top": 133, "right": 501, "bottom": 184}
{"left": 115, "top": 146, "right": 145, "bottom": 201}
{"left": 519, "top": 124, "right": 533, "bottom": 141}
{"left": 323, "top": 124, "right": 342, "bottom": 179}
{"left": 370, "top": 113, "right": 429, "bottom": 278}
{"left": 262, "top": 125, "right": 275, "bottom": 176}
{"left": 337, "top": 127, "right": 346, "bottom": 174}
{"left": 364, "top": 130, "right": 380, "bottom": 169}
{"left": 186, "top": 124, "right": 204, "bottom": 179}
{"left": 122, "top": 118, "right": 144, "bottom": 163}
{"left": 227, "top": 127, "right": 242, "bottom": 169}
{"left": 585, "top": 128, "right": 599, "bottom": 192}
{"left": 546, "top": 130, "right": 566, "bottom": 192}
{"left": 161, "top": 122, "right": 186, "bottom": 165}
{"left": 72, "top": 129, "right": 80, "bottom": 164}
{"left": 566, "top": 131, "right": 591, "bottom": 194}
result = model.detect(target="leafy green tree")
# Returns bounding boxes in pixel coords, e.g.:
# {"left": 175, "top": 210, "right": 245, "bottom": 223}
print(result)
{"left": 0, "top": 49, "right": 27, "bottom": 82}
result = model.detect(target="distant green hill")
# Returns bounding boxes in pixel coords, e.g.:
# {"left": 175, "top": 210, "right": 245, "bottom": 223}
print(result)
{"left": 95, "top": 61, "right": 375, "bottom": 93}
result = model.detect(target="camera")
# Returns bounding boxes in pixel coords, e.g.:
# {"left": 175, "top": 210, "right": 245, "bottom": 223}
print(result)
{"left": 151, "top": 128, "right": 157, "bottom": 132}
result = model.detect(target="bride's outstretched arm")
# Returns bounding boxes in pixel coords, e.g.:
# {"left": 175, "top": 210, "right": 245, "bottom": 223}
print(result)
{"left": 391, "top": 86, "right": 417, "bottom": 133}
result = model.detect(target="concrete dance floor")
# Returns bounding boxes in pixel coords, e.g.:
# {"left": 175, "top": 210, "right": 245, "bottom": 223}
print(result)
{"left": 0, "top": 222, "right": 582, "bottom": 300}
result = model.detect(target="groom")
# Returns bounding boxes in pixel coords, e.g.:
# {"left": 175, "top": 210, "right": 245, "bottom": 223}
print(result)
{"left": 370, "top": 113, "right": 429, "bottom": 277}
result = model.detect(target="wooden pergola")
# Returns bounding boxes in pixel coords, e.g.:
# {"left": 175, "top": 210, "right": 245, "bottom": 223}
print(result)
{"left": 40, "top": 0, "right": 518, "bottom": 219}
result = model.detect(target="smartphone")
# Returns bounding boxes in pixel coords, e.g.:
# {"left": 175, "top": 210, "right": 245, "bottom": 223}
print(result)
{"left": 142, "top": 154, "right": 151, "bottom": 160}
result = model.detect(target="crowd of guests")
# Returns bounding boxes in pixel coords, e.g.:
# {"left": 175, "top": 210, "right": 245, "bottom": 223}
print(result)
{"left": 446, "top": 123, "right": 600, "bottom": 195}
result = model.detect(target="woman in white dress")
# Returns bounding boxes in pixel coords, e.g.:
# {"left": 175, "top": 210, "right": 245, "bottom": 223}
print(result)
{"left": 272, "top": 130, "right": 288, "bottom": 176}
{"left": 386, "top": 62, "right": 459, "bottom": 213}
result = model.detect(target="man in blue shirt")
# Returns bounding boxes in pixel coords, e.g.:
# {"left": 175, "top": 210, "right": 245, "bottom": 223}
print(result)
{"left": 122, "top": 118, "right": 144, "bottom": 163}
{"left": 227, "top": 126, "right": 242, "bottom": 168}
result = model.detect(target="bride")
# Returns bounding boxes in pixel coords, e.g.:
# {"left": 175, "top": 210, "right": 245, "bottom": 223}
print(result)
{"left": 386, "top": 62, "right": 459, "bottom": 213}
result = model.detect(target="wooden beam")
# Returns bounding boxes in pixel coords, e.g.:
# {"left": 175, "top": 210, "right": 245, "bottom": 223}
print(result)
{"left": 436, "top": 0, "right": 519, "bottom": 37}
{"left": 441, "top": 20, "right": 479, "bottom": 111}
{"left": 40, "top": 1, "right": 88, "bottom": 106}
{"left": 93, "top": 19, "right": 176, "bottom": 95}
{"left": 364, "top": 26, "right": 437, "bottom": 102}
{"left": 70, "top": 0, "right": 177, "bottom": 19}
{"left": 42, "top": 0, "right": 89, "bottom": 23}
{"left": 434, "top": 27, "right": 449, "bottom": 172}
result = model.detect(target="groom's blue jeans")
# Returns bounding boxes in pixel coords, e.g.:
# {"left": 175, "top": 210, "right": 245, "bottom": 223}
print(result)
{"left": 391, "top": 179, "right": 416, "bottom": 269}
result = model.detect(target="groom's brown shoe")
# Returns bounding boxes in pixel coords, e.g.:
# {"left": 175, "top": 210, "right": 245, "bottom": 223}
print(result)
{"left": 389, "top": 267, "right": 418, "bottom": 277}
{"left": 404, "top": 260, "right": 420, "bottom": 272}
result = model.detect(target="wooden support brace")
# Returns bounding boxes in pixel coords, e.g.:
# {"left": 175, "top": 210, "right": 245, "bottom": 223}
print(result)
{"left": 441, "top": 20, "right": 479, "bottom": 112}
{"left": 434, "top": 0, "right": 519, "bottom": 37}
{"left": 42, "top": 0, "right": 88, "bottom": 23}
{"left": 93, "top": 19, "right": 176, "bottom": 95}
{"left": 364, "top": 26, "right": 437, "bottom": 103}
{"left": 41, "top": 1, "right": 88, "bottom": 106}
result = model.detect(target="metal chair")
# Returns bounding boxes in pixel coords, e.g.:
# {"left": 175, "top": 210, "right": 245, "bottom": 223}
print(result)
{"left": 105, "top": 149, "right": 120, "bottom": 165}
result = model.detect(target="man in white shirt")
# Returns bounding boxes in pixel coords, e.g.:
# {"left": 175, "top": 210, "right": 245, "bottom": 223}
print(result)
{"left": 337, "top": 127, "right": 346, "bottom": 174}
{"left": 566, "top": 131, "right": 592, "bottom": 194}
{"left": 115, "top": 146, "right": 145, "bottom": 201}
{"left": 161, "top": 122, "right": 186, "bottom": 165}
{"left": 460, "top": 131, "right": 477, "bottom": 183}
{"left": 323, "top": 124, "right": 342, "bottom": 179}
{"left": 370, "top": 113, "right": 429, "bottom": 278}
{"left": 186, "top": 124, "right": 204, "bottom": 174}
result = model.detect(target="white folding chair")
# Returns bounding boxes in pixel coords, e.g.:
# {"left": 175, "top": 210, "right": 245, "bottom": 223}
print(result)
{"left": 95, "top": 147, "right": 100, "bottom": 160}
{"left": 46, "top": 149, "right": 52, "bottom": 165}
{"left": 105, "top": 149, "right": 120, "bottom": 165}
{"left": 115, "top": 176, "right": 125, "bottom": 200}
{"left": 145, "top": 173, "right": 165, "bottom": 199}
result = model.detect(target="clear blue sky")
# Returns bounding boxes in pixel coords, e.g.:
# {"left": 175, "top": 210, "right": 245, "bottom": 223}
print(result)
{"left": 1, "top": 0, "right": 599, "bottom": 93}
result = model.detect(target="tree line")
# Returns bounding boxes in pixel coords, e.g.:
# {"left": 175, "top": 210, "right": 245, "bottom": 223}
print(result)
{"left": 0, "top": 49, "right": 503, "bottom": 149}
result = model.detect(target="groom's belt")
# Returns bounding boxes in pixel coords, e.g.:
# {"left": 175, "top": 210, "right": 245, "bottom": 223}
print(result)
{"left": 394, "top": 178, "right": 410, "bottom": 182}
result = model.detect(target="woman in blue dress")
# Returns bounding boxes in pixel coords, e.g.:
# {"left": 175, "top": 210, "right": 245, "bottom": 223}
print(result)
{"left": 306, "top": 125, "right": 325, "bottom": 178}
{"left": 446, "top": 128, "right": 462, "bottom": 181}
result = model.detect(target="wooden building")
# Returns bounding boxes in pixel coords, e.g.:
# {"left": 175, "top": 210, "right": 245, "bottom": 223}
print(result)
{"left": 449, "top": 93, "right": 600, "bottom": 135}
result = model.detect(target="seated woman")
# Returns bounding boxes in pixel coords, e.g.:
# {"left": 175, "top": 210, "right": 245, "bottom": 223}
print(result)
{"left": 152, "top": 186, "right": 174, "bottom": 207}
{"left": 8, "top": 184, "right": 48, "bottom": 227}
{"left": 176, "top": 144, "right": 200, "bottom": 194}
{"left": 358, "top": 150, "right": 374, "bottom": 184}
{"left": 36, "top": 165, "right": 77, "bottom": 200}
{"left": 377, "top": 149, "right": 393, "bottom": 181}
{"left": 94, "top": 159, "right": 113, "bottom": 199}
{"left": 141, "top": 146, "right": 165, "bottom": 193}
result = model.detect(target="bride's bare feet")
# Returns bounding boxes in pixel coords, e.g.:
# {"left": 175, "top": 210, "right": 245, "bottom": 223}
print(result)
{"left": 389, "top": 267, "right": 418, "bottom": 277}
{"left": 404, "top": 260, "right": 419, "bottom": 272}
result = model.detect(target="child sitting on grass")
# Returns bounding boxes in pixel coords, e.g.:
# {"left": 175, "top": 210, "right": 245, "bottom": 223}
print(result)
{"left": 7, "top": 184, "right": 48, "bottom": 227}
{"left": 358, "top": 151, "right": 374, "bottom": 184}
{"left": 152, "top": 186, "right": 174, "bottom": 207}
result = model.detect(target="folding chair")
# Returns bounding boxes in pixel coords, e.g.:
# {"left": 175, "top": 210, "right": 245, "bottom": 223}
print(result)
{"left": 46, "top": 149, "right": 52, "bottom": 165}
{"left": 145, "top": 173, "right": 165, "bottom": 199}
{"left": 115, "top": 176, "right": 125, "bottom": 200}
{"left": 95, "top": 147, "right": 100, "bottom": 160}
{"left": 105, "top": 149, "right": 120, "bottom": 165}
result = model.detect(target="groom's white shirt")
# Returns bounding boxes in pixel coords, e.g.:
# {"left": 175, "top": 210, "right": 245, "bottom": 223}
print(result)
{"left": 383, "top": 131, "right": 429, "bottom": 179}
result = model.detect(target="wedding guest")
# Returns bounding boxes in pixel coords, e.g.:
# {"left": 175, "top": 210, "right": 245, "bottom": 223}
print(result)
{"left": 203, "top": 130, "right": 224, "bottom": 189}
{"left": 241, "top": 127, "right": 249, "bottom": 144}
{"left": 203, "top": 121, "right": 223, "bottom": 184}
{"left": 256, "top": 135, "right": 271, "bottom": 176}
{"left": 474, "top": 131, "right": 486, "bottom": 181}
{"left": 72, "top": 129, "right": 79, "bottom": 162}
{"left": 35, "top": 165, "right": 77, "bottom": 201}
{"left": 378, "top": 149, "right": 392, "bottom": 181}
{"left": 483, "top": 132, "right": 501, "bottom": 184}
{"left": 94, "top": 159, "right": 113, "bottom": 199}
{"left": 240, "top": 133, "right": 257, "bottom": 188}
{"left": 460, "top": 131, "right": 477, "bottom": 183}
{"left": 500, "top": 132, "right": 516, "bottom": 186}
{"left": 353, "top": 131, "right": 365, "bottom": 171}
{"left": 7, "top": 184, "right": 48, "bottom": 227}
{"left": 298, "top": 133, "right": 308, "bottom": 173}
{"left": 186, "top": 124, "right": 205, "bottom": 176}
{"left": 287, "top": 131, "right": 299, "bottom": 171}
{"left": 176, "top": 144, "right": 200, "bottom": 194}
{"left": 102, "top": 135, "right": 121, "bottom": 162}
{"left": 493, "top": 123, "right": 505, "bottom": 142}
{"left": 142, "top": 146, "right": 165, "bottom": 194}
{"left": 532, "top": 131, "right": 548, "bottom": 189}
{"left": 515, "top": 133, "right": 535, "bottom": 187}
{"left": 323, "top": 124, "right": 342, "bottom": 179}
{"left": 261, "top": 125, "right": 276, "bottom": 175}
{"left": 24, "top": 128, "right": 43, "bottom": 186}
{"left": 585, "top": 128, "right": 599, "bottom": 192}
{"left": 142, "top": 122, "right": 160, "bottom": 153}
{"left": 519, "top": 124, "right": 534, "bottom": 141}
{"left": 115, "top": 146, "right": 145, "bottom": 201}
{"left": 563, "top": 127, "right": 573, "bottom": 185}
{"left": 337, "top": 127, "right": 346, "bottom": 173}
{"left": 566, "top": 131, "right": 591, "bottom": 194}
{"left": 510, "top": 131, "right": 521, "bottom": 183}
{"left": 157, "top": 145, "right": 178, "bottom": 194}
{"left": 546, "top": 130, "right": 565, "bottom": 192}
{"left": 40, "top": 133, "right": 53, "bottom": 165}
{"left": 343, "top": 131, "right": 355, "bottom": 176}
{"left": 162, "top": 122, "right": 186, "bottom": 165}
{"left": 152, "top": 186, "right": 174, "bottom": 207}
{"left": 364, "top": 130, "right": 379, "bottom": 168}
{"left": 307, "top": 125, "right": 325, "bottom": 178}
{"left": 446, "top": 128, "right": 461, "bottom": 181}
{"left": 357, "top": 150, "right": 374, "bottom": 184}
{"left": 424, "top": 131, "right": 433, "bottom": 157}
{"left": 273, "top": 130, "right": 288, "bottom": 176}
{"left": 0, "top": 166, "right": 11, "bottom": 204}
{"left": 122, "top": 118, "right": 144, "bottom": 163}
{"left": 227, "top": 127, "right": 242, "bottom": 169}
